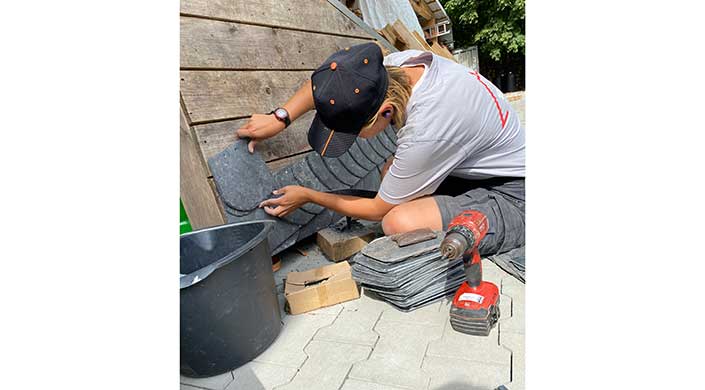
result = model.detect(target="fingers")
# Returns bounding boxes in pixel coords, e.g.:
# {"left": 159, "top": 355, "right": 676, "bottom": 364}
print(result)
{"left": 248, "top": 140, "right": 258, "bottom": 153}
{"left": 235, "top": 124, "right": 253, "bottom": 139}
{"left": 263, "top": 205, "right": 290, "bottom": 217}
{"left": 259, "top": 197, "right": 282, "bottom": 208}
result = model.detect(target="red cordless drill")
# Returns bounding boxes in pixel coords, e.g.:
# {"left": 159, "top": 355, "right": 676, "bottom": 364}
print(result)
{"left": 440, "top": 210, "right": 500, "bottom": 336}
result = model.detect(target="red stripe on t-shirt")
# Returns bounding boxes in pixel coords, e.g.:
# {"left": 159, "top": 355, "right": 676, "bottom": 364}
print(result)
{"left": 469, "top": 71, "right": 509, "bottom": 128}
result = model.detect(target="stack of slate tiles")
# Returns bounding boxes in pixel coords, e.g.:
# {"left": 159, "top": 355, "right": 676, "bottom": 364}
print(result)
{"left": 207, "top": 126, "right": 398, "bottom": 255}
{"left": 351, "top": 232, "right": 467, "bottom": 311}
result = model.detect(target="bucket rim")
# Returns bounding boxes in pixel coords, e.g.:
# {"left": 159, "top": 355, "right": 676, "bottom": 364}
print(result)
{"left": 180, "top": 220, "right": 275, "bottom": 289}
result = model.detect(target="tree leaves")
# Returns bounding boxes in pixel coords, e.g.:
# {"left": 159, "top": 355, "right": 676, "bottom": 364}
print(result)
{"left": 440, "top": 0, "right": 525, "bottom": 63}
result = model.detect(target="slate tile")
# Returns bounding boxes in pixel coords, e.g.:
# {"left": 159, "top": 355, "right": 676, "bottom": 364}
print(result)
{"left": 377, "top": 131, "right": 398, "bottom": 155}
{"left": 349, "top": 141, "right": 377, "bottom": 171}
{"left": 383, "top": 125, "right": 398, "bottom": 145}
{"left": 280, "top": 209, "right": 316, "bottom": 226}
{"left": 337, "top": 151, "right": 368, "bottom": 178}
{"left": 208, "top": 139, "right": 276, "bottom": 212}
{"left": 353, "top": 168, "right": 381, "bottom": 193}
{"left": 297, "top": 210, "right": 338, "bottom": 241}
{"left": 307, "top": 152, "right": 346, "bottom": 190}
{"left": 356, "top": 139, "right": 385, "bottom": 165}
{"left": 321, "top": 155, "right": 359, "bottom": 186}
{"left": 293, "top": 160, "right": 328, "bottom": 191}
{"left": 367, "top": 136, "right": 393, "bottom": 161}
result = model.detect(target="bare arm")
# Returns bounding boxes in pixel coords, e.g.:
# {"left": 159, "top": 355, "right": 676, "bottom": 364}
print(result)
{"left": 236, "top": 80, "right": 315, "bottom": 152}
{"left": 259, "top": 186, "right": 396, "bottom": 222}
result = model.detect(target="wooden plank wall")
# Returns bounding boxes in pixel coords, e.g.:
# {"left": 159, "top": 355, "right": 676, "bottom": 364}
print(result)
{"left": 180, "top": 0, "right": 377, "bottom": 228}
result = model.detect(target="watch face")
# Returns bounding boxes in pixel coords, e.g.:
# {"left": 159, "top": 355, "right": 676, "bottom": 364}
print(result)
{"left": 274, "top": 108, "right": 288, "bottom": 120}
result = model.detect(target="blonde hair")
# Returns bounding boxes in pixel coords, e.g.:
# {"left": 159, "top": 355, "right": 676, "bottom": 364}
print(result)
{"left": 363, "top": 66, "right": 412, "bottom": 130}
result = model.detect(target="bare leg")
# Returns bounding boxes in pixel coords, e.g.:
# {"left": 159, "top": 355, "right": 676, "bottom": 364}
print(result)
{"left": 381, "top": 196, "right": 444, "bottom": 235}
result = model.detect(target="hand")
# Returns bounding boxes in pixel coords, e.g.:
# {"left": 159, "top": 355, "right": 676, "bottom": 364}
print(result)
{"left": 236, "top": 113, "right": 286, "bottom": 153}
{"left": 259, "top": 186, "right": 312, "bottom": 217}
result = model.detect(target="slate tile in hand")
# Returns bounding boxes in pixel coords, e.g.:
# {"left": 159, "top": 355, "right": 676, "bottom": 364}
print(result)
{"left": 270, "top": 163, "right": 321, "bottom": 215}
{"left": 348, "top": 141, "right": 377, "bottom": 171}
{"left": 321, "top": 156, "right": 359, "bottom": 186}
{"left": 208, "top": 139, "right": 276, "bottom": 212}
{"left": 307, "top": 153, "right": 346, "bottom": 190}
{"left": 356, "top": 139, "right": 385, "bottom": 165}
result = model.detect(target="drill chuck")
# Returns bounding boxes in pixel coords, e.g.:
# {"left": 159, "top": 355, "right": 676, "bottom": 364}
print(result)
{"left": 440, "top": 231, "right": 469, "bottom": 260}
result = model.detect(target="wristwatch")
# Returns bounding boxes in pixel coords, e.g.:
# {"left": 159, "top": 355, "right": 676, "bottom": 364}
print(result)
{"left": 269, "top": 107, "right": 291, "bottom": 128}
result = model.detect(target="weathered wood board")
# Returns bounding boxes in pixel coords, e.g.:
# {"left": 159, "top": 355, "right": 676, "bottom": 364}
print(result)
{"left": 194, "top": 110, "right": 316, "bottom": 163}
{"left": 181, "top": 0, "right": 369, "bottom": 38}
{"left": 181, "top": 17, "right": 371, "bottom": 69}
{"left": 181, "top": 70, "right": 311, "bottom": 123}
{"left": 180, "top": 107, "right": 226, "bottom": 228}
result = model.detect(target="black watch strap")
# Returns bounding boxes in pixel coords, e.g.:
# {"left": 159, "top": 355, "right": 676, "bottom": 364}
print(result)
{"left": 270, "top": 108, "right": 291, "bottom": 128}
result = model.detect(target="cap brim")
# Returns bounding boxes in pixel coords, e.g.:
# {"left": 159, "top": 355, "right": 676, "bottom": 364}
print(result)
{"left": 307, "top": 114, "right": 359, "bottom": 158}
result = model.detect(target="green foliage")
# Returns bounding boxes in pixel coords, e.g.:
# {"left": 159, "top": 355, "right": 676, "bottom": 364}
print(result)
{"left": 440, "top": 0, "right": 525, "bottom": 63}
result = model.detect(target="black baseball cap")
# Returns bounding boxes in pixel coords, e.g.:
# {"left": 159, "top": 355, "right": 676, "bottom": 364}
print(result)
{"left": 308, "top": 43, "right": 388, "bottom": 157}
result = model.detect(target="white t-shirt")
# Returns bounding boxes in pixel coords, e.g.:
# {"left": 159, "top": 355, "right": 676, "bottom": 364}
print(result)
{"left": 379, "top": 50, "right": 525, "bottom": 205}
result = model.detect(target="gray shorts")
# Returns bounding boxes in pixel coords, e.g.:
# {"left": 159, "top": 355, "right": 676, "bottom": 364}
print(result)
{"left": 433, "top": 177, "right": 525, "bottom": 256}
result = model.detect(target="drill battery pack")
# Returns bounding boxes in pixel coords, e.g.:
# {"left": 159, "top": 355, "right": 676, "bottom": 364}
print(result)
{"left": 449, "top": 281, "right": 500, "bottom": 336}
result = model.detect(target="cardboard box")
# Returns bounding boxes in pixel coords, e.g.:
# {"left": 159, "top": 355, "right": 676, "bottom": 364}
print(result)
{"left": 284, "top": 261, "right": 360, "bottom": 315}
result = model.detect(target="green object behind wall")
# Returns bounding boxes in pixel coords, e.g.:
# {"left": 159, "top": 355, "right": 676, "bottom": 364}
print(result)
{"left": 180, "top": 200, "right": 193, "bottom": 234}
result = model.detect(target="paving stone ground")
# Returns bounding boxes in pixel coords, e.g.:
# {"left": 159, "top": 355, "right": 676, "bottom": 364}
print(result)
{"left": 181, "top": 237, "right": 525, "bottom": 390}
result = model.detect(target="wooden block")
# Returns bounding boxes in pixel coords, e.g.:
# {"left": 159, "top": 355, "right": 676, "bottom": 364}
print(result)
{"left": 408, "top": 0, "right": 434, "bottom": 23}
{"left": 390, "top": 20, "right": 427, "bottom": 52}
{"left": 317, "top": 222, "right": 380, "bottom": 262}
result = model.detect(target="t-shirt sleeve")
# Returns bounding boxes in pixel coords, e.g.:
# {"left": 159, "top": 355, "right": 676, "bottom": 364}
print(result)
{"left": 383, "top": 50, "right": 425, "bottom": 67}
{"left": 378, "top": 139, "right": 467, "bottom": 205}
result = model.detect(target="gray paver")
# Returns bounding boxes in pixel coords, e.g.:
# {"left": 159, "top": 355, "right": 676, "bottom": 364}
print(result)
{"left": 277, "top": 340, "right": 371, "bottom": 390}
{"left": 379, "top": 300, "right": 446, "bottom": 327}
{"left": 426, "top": 321, "right": 509, "bottom": 365}
{"left": 499, "top": 332, "right": 525, "bottom": 390}
{"left": 499, "top": 276, "right": 525, "bottom": 335}
{"left": 228, "top": 361, "right": 298, "bottom": 390}
{"left": 423, "top": 356, "right": 509, "bottom": 390}
{"left": 254, "top": 310, "right": 340, "bottom": 368}
{"left": 180, "top": 371, "right": 234, "bottom": 390}
{"left": 340, "top": 379, "right": 408, "bottom": 390}
{"left": 313, "top": 291, "right": 387, "bottom": 346}
{"left": 349, "top": 320, "right": 443, "bottom": 389}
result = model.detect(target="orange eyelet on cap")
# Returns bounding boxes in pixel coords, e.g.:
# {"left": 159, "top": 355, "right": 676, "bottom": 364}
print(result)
{"left": 330, "top": 62, "right": 337, "bottom": 70}
{"left": 330, "top": 99, "right": 335, "bottom": 105}
{"left": 354, "top": 88, "right": 360, "bottom": 94}
{"left": 363, "top": 58, "right": 369, "bottom": 64}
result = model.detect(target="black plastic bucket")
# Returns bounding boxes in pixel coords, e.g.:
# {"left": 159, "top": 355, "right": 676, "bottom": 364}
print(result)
{"left": 180, "top": 220, "right": 281, "bottom": 377}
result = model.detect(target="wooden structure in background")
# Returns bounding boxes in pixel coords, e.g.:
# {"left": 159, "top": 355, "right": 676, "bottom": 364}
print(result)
{"left": 180, "top": 0, "right": 381, "bottom": 229}
{"left": 378, "top": 19, "right": 454, "bottom": 61}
